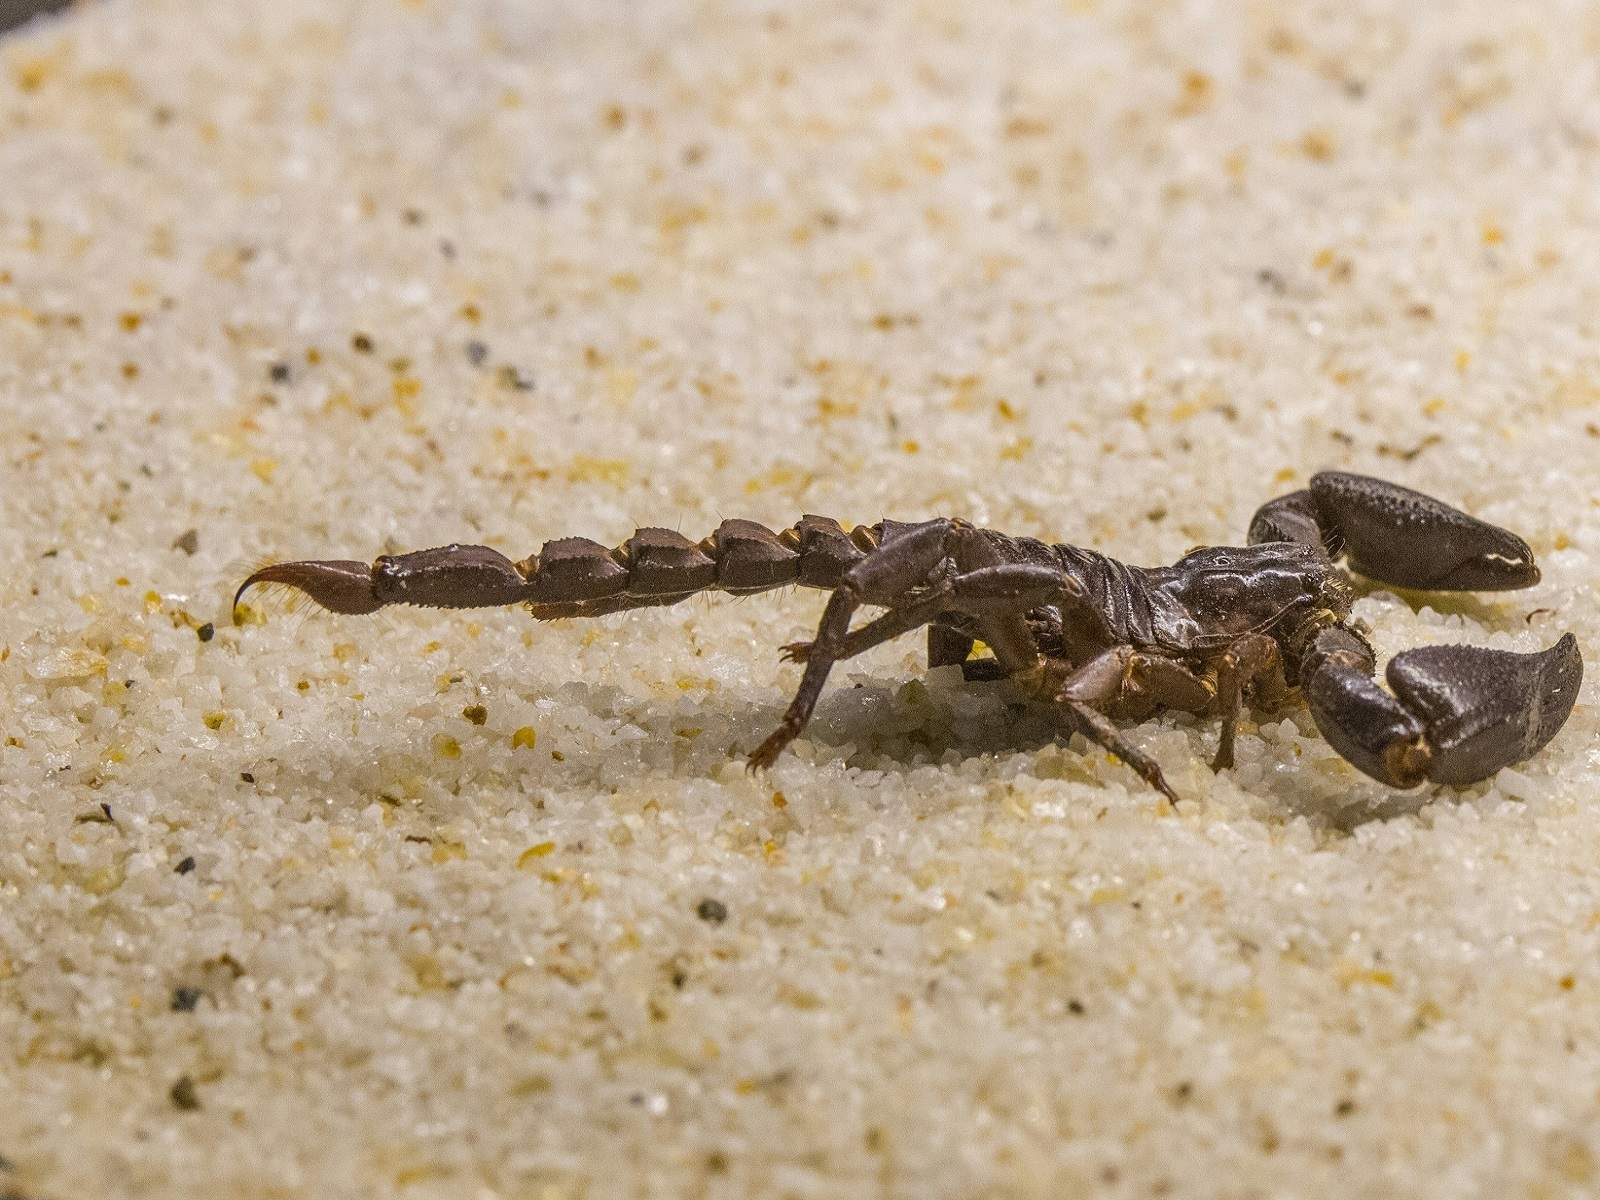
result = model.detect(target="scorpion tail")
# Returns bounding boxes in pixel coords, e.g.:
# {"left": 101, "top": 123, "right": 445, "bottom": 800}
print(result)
{"left": 233, "top": 516, "right": 894, "bottom": 621}
{"left": 234, "top": 545, "right": 529, "bottom": 617}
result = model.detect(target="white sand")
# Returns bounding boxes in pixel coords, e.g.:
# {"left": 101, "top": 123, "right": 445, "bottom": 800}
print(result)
{"left": 2, "top": 1, "right": 1599, "bottom": 1196}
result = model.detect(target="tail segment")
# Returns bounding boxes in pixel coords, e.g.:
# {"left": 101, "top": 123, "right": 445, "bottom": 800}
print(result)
{"left": 234, "top": 516, "right": 889, "bottom": 620}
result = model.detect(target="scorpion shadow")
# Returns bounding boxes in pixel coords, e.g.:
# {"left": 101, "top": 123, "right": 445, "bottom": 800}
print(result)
{"left": 773, "top": 670, "right": 1427, "bottom": 830}
{"left": 235, "top": 664, "right": 1511, "bottom": 838}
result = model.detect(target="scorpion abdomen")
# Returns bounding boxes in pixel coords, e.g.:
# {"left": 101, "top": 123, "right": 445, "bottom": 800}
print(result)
{"left": 1053, "top": 543, "right": 1167, "bottom": 649}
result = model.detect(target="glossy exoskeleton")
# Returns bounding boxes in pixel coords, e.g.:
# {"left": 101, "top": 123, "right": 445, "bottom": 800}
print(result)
{"left": 236, "top": 472, "right": 1582, "bottom": 802}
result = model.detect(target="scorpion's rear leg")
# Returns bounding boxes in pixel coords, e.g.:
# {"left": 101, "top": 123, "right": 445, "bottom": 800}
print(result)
{"left": 1300, "top": 624, "right": 1582, "bottom": 787}
{"left": 927, "top": 608, "right": 1065, "bottom": 682}
{"left": 1250, "top": 471, "right": 1540, "bottom": 591}
{"left": 748, "top": 522, "right": 1076, "bottom": 769}
{"left": 748, "top": 519, "right": 955, "bottom": 770}
{"left": 780, "top": 592, "right": 1048, "bottom": 676}
{"left": 779, "top": 594, "right": 960, "bottom": 667}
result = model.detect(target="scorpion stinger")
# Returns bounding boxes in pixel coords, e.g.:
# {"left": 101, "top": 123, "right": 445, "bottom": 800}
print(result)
{"left": 236, "top": 472, "right": 1582, "bottom": 802}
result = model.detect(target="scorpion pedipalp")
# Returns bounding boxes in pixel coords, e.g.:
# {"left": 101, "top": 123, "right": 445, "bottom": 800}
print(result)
{"left": 1250, "top": 470, "right": 1539, "bottom": 591}
{"left": 1300, "top": 627, "right": 1582, "bottom": 788}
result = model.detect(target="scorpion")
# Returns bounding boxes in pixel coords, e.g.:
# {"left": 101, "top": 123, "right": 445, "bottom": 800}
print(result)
{"left": 235, "top": 471, "right": 1582, "bottom": 802}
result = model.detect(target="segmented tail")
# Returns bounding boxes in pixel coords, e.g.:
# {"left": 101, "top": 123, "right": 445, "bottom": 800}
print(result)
{"left": 519, "top": 516, "right": 885, "bottom": 617}
{"left": 235, "top": 517, "right": 893, "bottom": 619}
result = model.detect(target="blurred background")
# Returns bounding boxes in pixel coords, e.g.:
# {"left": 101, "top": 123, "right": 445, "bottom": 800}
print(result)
{"left": 1, "top": 0, "right": 70, "bottom": 35}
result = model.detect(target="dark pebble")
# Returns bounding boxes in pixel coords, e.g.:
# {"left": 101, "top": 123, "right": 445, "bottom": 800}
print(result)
{"left": 497, "top": 364, "right": 535, "bottom": 391}
{"left": 172, "top": 529, "right": 200, "bottom": 555}
{"left": 196, "top": 622, "right": 215, "bottom": 643}
{"left": 696, "top": 898, "right": 728, "bottom": 924}
{"left": 268, "top": 362, "right": 291, "bottom": 384}
{"left": 170, "top": 987, "right": 203, "bottom": 1013}
{"left": 175, "top": 856, "right": 196, "bottom": 875}
{"left": 169, "top": 1076, "right": 201, "bottom": 1111}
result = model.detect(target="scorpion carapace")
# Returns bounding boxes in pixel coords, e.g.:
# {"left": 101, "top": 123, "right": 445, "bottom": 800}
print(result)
{"left": 236, "top": 472, "right": 1583, "bottom": 802}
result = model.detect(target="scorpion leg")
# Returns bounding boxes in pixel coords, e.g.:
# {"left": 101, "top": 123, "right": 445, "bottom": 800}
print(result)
{"left": 782, "top": 593, "right": 958, "bottom": 667}
{"left": 782, "top": 565, "right": 1078, "bottom": 667}
{"left": 1300, "top": 624, "right": 1582, "bottom": 787}
{"left": 1057, "top": 700, "right": 1181, "bottom": 807}
{"left": 1210, "top": 632, "right": 1285, "bottom": 771}
{"left": 958, "top": 655, "right": 1011, "bottom": 682}
{"left": 1249, "top": 471, "right": 1539, "bottom": 591}
{"left": 1054, "top": 646, "right": 1213, "bottom": 805}
{"left": 928, "top": 622, "right": 1017, "bottom": 681}
{"left": 927, "top": 625, "right": 974, "bottom": 667}
{"left": 748, "top": 524, "right": 1074, "bottom": 769}
{"left": 748, "top": 519, "right": 956, "bottom": 770}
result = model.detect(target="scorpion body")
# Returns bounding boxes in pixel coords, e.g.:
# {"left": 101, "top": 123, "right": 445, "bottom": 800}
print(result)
{"left": 237, "top": 472, "right": 1582, "bottom": 802}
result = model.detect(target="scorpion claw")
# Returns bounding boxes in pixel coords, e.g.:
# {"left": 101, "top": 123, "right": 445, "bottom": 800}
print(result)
{"left": 1384, "top": 634, "right": 1583, "bottom": 785}
{"left": 1306, "top": 634, "right": 1582, "bottom": 788}
{"left": 1251, "top": 472, "right": 1540, "bottom": 591}
{"left": 234, "top": 560, "right": 383, "bottom": 616}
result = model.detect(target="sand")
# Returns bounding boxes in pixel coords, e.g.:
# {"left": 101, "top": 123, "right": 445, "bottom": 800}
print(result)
{"left": 1, "top": 1, "right": 1598, "bottom": 1196}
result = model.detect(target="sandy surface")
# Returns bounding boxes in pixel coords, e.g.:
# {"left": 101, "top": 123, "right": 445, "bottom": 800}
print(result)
{"left": 2, "top": 1, "right": 1599, "bottom": 1196}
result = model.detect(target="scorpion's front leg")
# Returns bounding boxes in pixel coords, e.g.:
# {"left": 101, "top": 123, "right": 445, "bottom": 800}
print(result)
{"left": 1299, "top": 624, "right": 1582, "bottom": 787}
{"left": 1055, "top": 646, "right": 1214, "bottom": 805}
{"left": 1210, "top": 633, "right": 1287, "bottom": 771}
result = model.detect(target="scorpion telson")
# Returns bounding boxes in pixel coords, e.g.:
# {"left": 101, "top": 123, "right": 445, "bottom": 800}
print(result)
{"left": 236, "top": 472, "right": 1583, "bottom": 803}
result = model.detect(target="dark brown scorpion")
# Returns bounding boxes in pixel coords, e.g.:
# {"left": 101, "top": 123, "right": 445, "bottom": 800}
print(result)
{"left": 235, "top": 472, "right": 1582, "bottom": 802}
